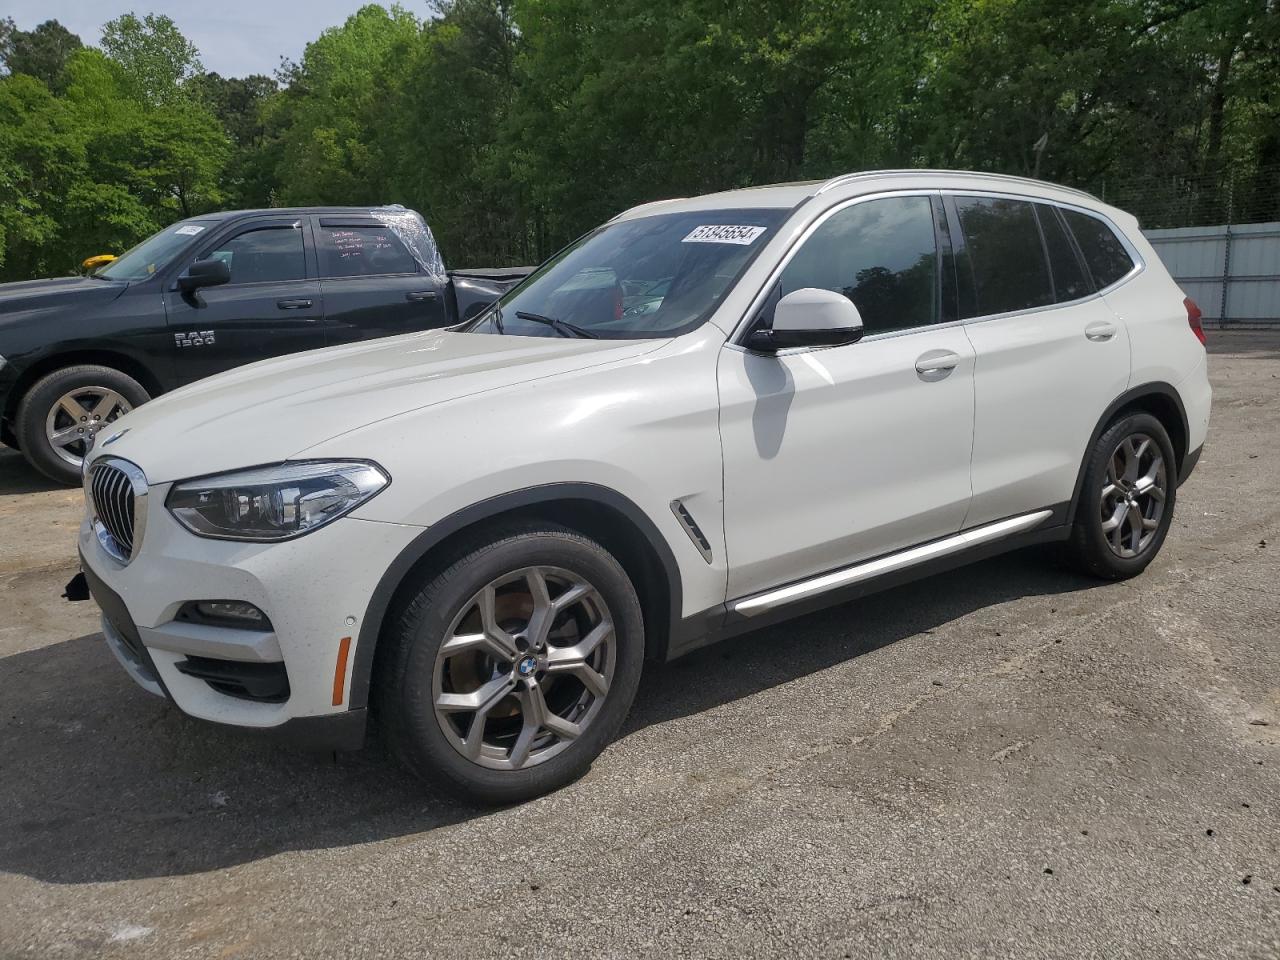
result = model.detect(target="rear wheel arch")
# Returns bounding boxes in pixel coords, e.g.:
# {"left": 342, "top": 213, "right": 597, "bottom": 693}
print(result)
{"left": 1068, "top": 382, "right": 1189, "bottom": 525}
{"left": 350, "top": 484, "right": 682, "bottom": 713}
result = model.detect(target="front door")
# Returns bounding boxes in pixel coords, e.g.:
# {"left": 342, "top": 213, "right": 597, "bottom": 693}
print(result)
{"left": 718, "top": 193, "right": 976, "bottom": 601}
{"left": 164, "top": 217, "right": 326, "bottom": 384}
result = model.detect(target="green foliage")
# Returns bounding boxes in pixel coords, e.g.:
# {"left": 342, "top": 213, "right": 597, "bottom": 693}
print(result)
{"left": 0, "top": 18, "right": 83, "bottom": 92}
{"left": 0, "top": 0, "right": 1277, "bottom": 278}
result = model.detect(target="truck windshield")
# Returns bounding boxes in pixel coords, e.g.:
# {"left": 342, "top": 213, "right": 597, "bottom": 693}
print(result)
{"left": 98, "top": 221, "right": 217, "bottom": 281}
{"left": 468, "top": 208, "right": 788, "bottom": 339}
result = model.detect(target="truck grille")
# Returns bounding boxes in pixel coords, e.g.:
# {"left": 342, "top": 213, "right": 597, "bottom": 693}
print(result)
{"left": 88, "top": 459, "right": 146, "bottom": 563}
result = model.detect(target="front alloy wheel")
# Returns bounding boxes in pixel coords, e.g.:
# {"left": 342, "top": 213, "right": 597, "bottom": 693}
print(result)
{"left": 433, "top": 566, "right": 614, "bottom": 770}
{"left": 377, "top": 522, "right": 644, "bottom": 804}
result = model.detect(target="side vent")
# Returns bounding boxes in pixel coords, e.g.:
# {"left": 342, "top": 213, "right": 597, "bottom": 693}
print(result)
{"left": 670, "top": 500, "right": 714, "bottom": 563}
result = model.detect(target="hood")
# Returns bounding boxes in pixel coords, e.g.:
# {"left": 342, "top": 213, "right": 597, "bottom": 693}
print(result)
{"left": 0, "top": 276, "right": 128, "bottom": 316}
{"left": 92, "top": 329, "right": 664, "bottom": 483}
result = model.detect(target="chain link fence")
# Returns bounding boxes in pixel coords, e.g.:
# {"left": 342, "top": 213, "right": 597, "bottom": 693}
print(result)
{"left": 1097, "top": 163, "right": 1280, "bottom": 230}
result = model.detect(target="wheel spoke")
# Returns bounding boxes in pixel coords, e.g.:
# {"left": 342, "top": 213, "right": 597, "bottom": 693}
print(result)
{"left": 523, "top": 568, "right": 557, "bottom": 648}
{"left": 436, "top": 673, "right": 515, "bottom": 714}
{"left": 519, "top": 681, "right": 580, "bottom": 742}
{"left": 478, "top": 584, "right": 520, "bottom": 661}
{"left": 58, "top": 396, "right": 89, "bottom": 421}
{"left": 507, "top": 720, "right": 539, "bottom": 768}
{"left": 48, "top": 425, "right": 83, "bottom": 448}
{"left": 89, "top": 391, "right": 122, "bottom": 419}
{"left": 1101, "top": 500, "right": 1127, "bottom": 534}
{"left": 441, "top": 630, "right": 517, "bottom": 663}
{"left": 1126, "top": 503, "right": 1144, "bottom": 552}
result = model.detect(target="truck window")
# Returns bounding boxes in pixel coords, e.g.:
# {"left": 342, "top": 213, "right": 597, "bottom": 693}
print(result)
{"left": 318, "top": 224, "right": 419, "bottom": 278}
{"left": 202, "top": 225, "right": 306, "bottom": 285}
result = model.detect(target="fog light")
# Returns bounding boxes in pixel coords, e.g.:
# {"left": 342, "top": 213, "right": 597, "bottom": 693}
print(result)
{"left": 189, "top": 600, "right": 268, "bottom": 626}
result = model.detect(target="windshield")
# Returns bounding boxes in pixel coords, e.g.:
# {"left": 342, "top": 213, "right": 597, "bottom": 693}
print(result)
{"left": 98, "top": 220, "right": 216, "bottom": 281}
{"left": 467, "top": 208, "right": 788, "bottom": 339}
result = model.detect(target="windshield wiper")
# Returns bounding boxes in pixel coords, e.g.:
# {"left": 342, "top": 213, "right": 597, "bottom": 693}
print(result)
{"left": 490, "top": 305, "right": 505, "bottom": 334}
{"left": 515, "top": 311, "right": 598, "bottom": 339}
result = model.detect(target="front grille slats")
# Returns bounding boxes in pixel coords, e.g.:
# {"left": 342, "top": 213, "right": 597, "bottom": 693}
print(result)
{"left": 89, "top": 462, "right": 138, "bottom": 563}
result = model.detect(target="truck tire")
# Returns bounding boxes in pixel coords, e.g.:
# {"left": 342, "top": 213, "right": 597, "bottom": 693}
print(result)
{"left": 15, "top": 365, "right": 149, "bottom": 485}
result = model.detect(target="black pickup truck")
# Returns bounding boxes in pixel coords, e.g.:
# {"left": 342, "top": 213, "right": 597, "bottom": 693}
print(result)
{"left": 0, "top": 206, "right": 529, "bottom": 483}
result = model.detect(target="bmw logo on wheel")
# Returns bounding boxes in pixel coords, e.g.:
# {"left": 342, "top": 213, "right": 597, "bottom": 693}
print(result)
{"left": 517, "top": 656, "right": 538, "bottom": 678}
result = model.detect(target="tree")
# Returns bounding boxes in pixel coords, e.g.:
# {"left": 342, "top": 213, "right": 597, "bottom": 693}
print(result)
{"left": 0, "top": 18, "right": 82, "bottom": 92}
{"left": 100, "top": 12, "right": 203, "bottom": 105}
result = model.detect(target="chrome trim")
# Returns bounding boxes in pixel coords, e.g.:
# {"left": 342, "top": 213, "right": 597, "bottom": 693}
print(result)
{"left": 731, "top": 509, "right": 1054, "bottom": 617}
{"left": 670, "top": 500, "right": 714, "bottom": 563}
{"left": 86, "top": 457, "right": 148, "bottom": 565}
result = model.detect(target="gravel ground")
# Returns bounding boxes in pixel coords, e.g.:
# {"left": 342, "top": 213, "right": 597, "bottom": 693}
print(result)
{"left": 1, "top": 332, "right": 1277, "bottom": 960}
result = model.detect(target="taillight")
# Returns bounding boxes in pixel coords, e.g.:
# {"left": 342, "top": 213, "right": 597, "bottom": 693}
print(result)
{"left": 1184, "top": 296, "right": 1206, "bottom": 346}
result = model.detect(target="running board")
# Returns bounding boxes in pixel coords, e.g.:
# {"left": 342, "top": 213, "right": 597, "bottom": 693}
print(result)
{"left": 731, "top": 510, "right": 1054, "bottom": 618}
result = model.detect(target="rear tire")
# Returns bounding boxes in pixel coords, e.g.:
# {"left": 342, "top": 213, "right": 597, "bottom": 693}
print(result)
{"left": 375, "top": 522, "right": 644, "bottom": 805}
{"left": 15, "top": 365, "right": 149, "bottom": 485}
{"left": 1064, "top": 412, "right": 1177, "bottom": 580}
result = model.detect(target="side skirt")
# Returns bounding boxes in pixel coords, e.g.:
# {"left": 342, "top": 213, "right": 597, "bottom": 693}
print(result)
{"left": 666, "top": 505, "right": 1071, "bottom": 660}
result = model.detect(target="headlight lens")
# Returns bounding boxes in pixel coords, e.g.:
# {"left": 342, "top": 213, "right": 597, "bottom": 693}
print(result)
{"left": 166, "top": 460, "right": 389, "bottom": 541}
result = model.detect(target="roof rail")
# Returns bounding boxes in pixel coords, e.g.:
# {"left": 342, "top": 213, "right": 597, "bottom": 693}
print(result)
{"left": 814, "top": 169, "right": 1099, "bottom": 202}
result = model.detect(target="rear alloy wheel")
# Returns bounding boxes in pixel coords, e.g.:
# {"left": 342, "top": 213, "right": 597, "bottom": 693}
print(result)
{"left": 15, "top": 365, "right": 150, "bottom": 485}
{"left": 1065, "top": 412, "right": 1177, "bottom": 580}
{"left": 378, "top": 523, "right": 644, "bottom": 804}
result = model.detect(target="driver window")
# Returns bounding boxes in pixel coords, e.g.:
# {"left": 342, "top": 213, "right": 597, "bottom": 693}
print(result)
{"left": 780, "top": 196, "right": 939, "bottom": 335}
{"left": 201, "top": 224, "right": 306, "bottom": 285}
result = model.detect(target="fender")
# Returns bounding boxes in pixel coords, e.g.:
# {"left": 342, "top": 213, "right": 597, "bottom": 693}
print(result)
{"left": 1066, "top": 381, "right": 1189, "bottom": 526}
{"left": 347, "top": 482, "right": 685, "bottom": 711}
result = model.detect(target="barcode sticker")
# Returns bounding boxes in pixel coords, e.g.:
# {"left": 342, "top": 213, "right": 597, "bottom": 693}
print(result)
{"left": 682, "top": 225, "right": 767, "bottom": 245}
{"left": 174, "top": 225, "right": 205, "bottom": 236}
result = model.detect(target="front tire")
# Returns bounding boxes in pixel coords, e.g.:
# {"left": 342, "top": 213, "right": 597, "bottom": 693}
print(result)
{"left": 376, "top": 522, "right": 645, "bottom": 804}
{"left": 15, "top": 365, "right": 149, "bottom": 485}
{"left": 1064, "top": 412, "right": 1177, "bottom": 580}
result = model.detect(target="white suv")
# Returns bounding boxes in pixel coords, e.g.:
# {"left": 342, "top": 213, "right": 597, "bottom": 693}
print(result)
{"left": 74, "top": 170, "right": 1211, "bottom": 803}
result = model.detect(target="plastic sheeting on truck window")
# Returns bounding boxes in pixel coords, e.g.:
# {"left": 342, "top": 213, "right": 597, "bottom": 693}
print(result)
{"left": 369, "top": 205, "right": 448, "bottom": 283}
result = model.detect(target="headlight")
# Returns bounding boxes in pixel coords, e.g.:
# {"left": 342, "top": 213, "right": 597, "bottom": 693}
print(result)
{"left": 166, "top": 460, "right": 389, "bottom": 541}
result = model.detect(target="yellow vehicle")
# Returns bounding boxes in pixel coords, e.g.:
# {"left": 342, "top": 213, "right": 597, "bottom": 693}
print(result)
{"left": 81, "top": 254, "right": 117, "bottom": 274}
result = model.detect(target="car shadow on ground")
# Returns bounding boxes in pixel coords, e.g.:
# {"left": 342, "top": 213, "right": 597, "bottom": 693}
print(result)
{"left": 0, "top": 548, "right": 1096, "bottom": 886}
{"left": 0, "top": 447, "right": 66, "bottom": 495}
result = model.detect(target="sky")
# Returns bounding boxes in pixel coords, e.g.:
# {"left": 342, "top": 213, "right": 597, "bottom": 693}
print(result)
{"left": 5, "top": 0, "right": 403, "bottom": 78}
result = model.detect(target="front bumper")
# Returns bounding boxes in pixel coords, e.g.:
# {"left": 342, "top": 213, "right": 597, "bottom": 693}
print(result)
{"left": 78, "top": 492, "right": 422, "bottom": 750}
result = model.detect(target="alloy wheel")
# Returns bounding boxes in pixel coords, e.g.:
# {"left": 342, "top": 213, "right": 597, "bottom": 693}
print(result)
{"left": 1099, "top": 432, "right": 1167, "bottom": 558}
{"left": 432, "top": 565, "right": 614, "bottom": 771}
{"left": 44, "top": 387, "right": 132, "bottom": 469}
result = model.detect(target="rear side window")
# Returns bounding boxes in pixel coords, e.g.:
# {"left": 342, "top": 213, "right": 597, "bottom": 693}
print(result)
{"left": 1060, "top": 209, "right": 1135, "bottom": 289}
{"left": 780, "top": 195, "right": 939, "bottom": 335}
{"left": 318, "top": 224, "right": 419, "bottom": 278}
{"left": 1035, "top": 204, "right": 1092, "bottom": 302}
{"left": 954, "top": 197, "right": 1053, "bottom": 317}
{"left": 203, "top": 225, "right": 306, "bottom": 285}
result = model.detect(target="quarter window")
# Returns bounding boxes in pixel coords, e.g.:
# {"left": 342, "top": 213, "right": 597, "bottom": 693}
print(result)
{"left": 1061, "top": 209, "right": 1136, "bottom": 289}
{"left": 202, "top": 225, "right": 306, "bottom": 285}
{"left": 954, "top": 197, "right": 1054, "bottom": 317}
{"left": 1036, "top": 204, "right": 1092, "bottom": 302}
{"left": 779, "top": 196, "right": 939, "bottom": 335}
{"left": 318, "top": 224, "right": 419, "bottom": 278}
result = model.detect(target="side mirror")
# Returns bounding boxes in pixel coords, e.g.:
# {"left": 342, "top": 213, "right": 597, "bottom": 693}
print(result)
{"left": 747, "top": 287, "right": 865, "bottom": 352}
{"left": 178, "top": 258, "right": 230, "bottom": 292}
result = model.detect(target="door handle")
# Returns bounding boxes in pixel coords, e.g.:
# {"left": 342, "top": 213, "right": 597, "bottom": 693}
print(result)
{"left": 406, "top": 290, "right": 439, "bottom": 302}
{"left": 915, "top": 350, "right": 960, "bottom": 382}
{"left": 277, "top": 298, "right": 313, "bottom": 310}
{"left": 1085, "top": 320, "right": 1117, "bottom": 342}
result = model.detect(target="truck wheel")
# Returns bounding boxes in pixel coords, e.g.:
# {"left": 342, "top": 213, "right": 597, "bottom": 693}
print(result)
{"left": 375, "top": 521, "right": 645, "bottom": 804}
{"left": 1063, "top": 412, "right": 1177, "bottom": 580}
{"left": 15, "top": 365, "right": 149, "bottom": 485}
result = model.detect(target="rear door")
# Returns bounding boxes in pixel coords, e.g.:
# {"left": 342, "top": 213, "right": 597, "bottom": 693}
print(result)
{"left": 163, "top": 216, "right": 326, "bottom": 384}
{"left": 952, "top": 195, "right": 1132, "bottom": 527}
{"left": 313, "top": 217, "right": 448, "bottom": 345}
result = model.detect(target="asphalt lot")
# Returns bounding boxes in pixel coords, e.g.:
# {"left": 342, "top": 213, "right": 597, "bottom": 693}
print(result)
{"left": 1, "top": 332, "right": 1277, "bottom": 959}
